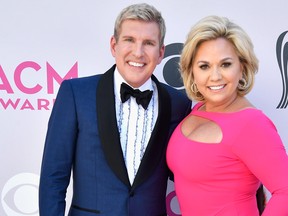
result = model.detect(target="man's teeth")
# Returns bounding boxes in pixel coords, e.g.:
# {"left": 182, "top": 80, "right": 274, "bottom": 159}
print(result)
{"left": 209, "top": 85, "right": 224, "bottom": 90}
{"left": 129, "top": 62, "right": 144, "bottom": 67}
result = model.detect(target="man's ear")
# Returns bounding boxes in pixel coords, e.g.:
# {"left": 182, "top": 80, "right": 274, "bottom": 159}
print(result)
{"left": 158, "top": 45, "right": 165, "bottom": 64}
{"left": 110, "top": 36, "right": 117, "bottom": 57}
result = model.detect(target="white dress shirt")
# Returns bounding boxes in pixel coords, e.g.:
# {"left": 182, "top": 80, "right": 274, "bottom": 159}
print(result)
{"left": 114, "top": 68, "right": 159, "bottom": 184}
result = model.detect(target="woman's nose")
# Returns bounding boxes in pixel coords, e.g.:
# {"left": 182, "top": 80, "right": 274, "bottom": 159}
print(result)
{"left": 210, "top": 67, "right": 222, "bottom": 80}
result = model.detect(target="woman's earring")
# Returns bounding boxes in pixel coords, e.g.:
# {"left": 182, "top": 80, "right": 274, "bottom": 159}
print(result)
{"left": 238, "top": 78, "right": 247, "bottom": 90}
{"left": 191, "top": 82, "right": 199, "bottom": 93}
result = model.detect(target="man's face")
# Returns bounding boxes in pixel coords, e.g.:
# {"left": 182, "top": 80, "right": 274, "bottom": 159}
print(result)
{"left": 110, "top": 19, "right": 165, "bottom": 88}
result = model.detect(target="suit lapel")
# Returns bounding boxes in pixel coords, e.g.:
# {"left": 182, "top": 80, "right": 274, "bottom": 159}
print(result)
{"left": 96, "top": 65, "right": 130, "bottom": 187}
{"left": 132, "top": 75, "right": 171, "bottom": 190}
{"left": 97, "top": 68, "right": 171, "bottom": 189}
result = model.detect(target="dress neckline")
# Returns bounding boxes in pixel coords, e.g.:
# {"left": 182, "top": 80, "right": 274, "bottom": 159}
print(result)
{"left": 194, "top": 102, "right": 258, "bottom": 115}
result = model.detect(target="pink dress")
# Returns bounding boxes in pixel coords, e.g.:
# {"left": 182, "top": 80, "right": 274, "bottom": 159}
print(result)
{"left": 167, "top": 103, "right": 288, "bottom": 215}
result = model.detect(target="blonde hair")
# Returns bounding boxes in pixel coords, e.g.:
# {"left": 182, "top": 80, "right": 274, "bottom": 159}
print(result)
{"left": 180, "top": 15, "right": 259, "bottom": 101}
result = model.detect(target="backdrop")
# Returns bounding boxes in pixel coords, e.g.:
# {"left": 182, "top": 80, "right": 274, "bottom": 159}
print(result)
{"left": 0, "top": 0, "right": 287, "bottom": 215}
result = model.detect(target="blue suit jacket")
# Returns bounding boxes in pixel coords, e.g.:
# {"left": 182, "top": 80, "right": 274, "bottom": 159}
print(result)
{"left": 39, "top": 65, "right": 191, "bottom": 216}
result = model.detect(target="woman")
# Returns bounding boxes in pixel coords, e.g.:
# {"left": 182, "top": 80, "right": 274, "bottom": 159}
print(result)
{"left": 166, "top": 15, "right": 288, "bottom": 215}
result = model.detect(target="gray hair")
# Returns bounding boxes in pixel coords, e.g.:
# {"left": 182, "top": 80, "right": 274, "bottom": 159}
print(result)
{"left": 113, "top": 3, "right": 166, "bottom": 47}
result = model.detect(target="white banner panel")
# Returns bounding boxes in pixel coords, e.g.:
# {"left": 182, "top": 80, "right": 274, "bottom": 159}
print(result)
{"left": 1, "top": 0, "right": 287, "bottom": 215}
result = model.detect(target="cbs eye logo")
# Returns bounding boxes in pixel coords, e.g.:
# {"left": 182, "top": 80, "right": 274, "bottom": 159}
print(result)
{"left": 166, "top": 190, "right": 181, "bottom": 216}
{"left": 158, "top": 43, "right": 186, "bottom": 94}
{"left": 276, "top": 30, "right": 288, "bottom": 109}
{"left": 1, "top": 173, "right": 39, "bottom": 216}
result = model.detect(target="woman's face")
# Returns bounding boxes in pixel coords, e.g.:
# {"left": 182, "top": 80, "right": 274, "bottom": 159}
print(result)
{"left": 192, "top": 37, "right": 243, "bottom": 108}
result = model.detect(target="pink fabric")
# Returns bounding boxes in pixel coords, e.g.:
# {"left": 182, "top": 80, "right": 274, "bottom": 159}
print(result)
{"left": 167, "top": 103, "right": 288, "bottom": 215}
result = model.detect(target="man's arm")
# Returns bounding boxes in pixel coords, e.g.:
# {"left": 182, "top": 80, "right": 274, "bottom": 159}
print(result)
{"left": 39, "top": 80, "right": 77, "bottom": 216}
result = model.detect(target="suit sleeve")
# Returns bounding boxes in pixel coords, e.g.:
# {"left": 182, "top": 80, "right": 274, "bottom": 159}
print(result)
{"left": 231, "top": 112, "right": 288, "bottom": 215}
{"left": 39, "top": 80, "right": 78, "bottom": 216}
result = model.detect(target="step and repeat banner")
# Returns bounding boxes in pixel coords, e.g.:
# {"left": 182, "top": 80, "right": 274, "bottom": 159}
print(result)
{"left": 0, "top": 0, "right": 287, "bottom": 215}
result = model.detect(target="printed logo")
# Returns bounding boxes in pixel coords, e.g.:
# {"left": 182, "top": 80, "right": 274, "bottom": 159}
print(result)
{"left": 1, "top": 173, "right": 39, "bottom": 216}
{"left": 276, "top": 31, "right": 288, "bottom": 109}
{"left": 160, "top": 43, "right": 185, "bottom": 94}
{"left": 0, "top": 62, "right": 78, "bottom": 111}
{"left": 166, "top": 190, "right": 181, "bottom": 216}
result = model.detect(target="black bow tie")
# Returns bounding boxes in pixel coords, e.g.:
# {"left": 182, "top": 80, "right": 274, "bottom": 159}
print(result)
{"left": 120, "top": 83, "right": 153, "bottom": 110}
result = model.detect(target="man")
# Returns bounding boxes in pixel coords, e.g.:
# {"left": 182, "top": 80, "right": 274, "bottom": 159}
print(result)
{"left": 39, "top": 3, "right": 191, "bottom": 216}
